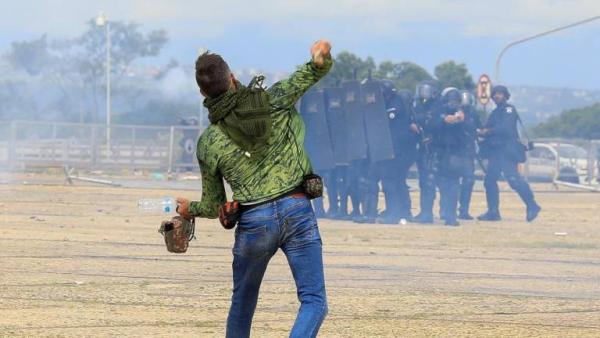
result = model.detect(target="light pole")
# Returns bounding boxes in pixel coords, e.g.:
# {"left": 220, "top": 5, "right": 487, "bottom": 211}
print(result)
{"left": 96, "top": 12, "right": 111, "bottom": 159}
{"left": 495, "top": 15, "right": 600, "bottom": 83}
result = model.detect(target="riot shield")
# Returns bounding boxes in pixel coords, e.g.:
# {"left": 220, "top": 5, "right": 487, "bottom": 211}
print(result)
{"left": 324, "top": 87, "right": 350, "bottom": 166}
{"left": 342, "top": 81, "right": 368, "bottom": 161}
{"left": 300, "top": 89, "right": 335, "bottom": 171}
{"left": 361, "top": 81, "right": 395, "bottom": 162}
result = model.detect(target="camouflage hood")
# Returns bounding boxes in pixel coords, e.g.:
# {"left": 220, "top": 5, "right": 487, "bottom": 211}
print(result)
{"left": 204, "top": 77, "right": 272, "bottom": 153}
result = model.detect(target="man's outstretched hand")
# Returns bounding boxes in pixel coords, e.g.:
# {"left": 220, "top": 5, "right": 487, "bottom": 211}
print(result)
{"left": 176, "top": 197, "right": 193, "bottom": 220}
{"left": 311, "top": 40, "right": 331, "bottom": 68}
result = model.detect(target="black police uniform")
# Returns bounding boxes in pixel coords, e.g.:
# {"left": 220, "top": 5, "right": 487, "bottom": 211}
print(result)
{"left": 457, "top": 104, "right": 481, "bottom": 219}
{"left": 479, "top": 100, "right": 541, "bottom": 221}
{"left": 378, "top": 90, "right": 418, "bottom": 223}
{"left": 413, "top": 98, "right": 439, "bottom": 223}
{"left": 430, "top": 100, "right": 473, "bottom": 226}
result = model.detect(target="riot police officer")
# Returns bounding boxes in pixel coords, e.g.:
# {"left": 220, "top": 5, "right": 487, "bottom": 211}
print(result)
{"left": 432, "top": 88, "right": 470, "bottom": 226}
{"left": 457, "top": 90, "right": 481, "bottom": 220}
{"left": 477, "top": 85, "right": 541, "bottom": 222}
{"left": 376, "top": 82, "right": 419, "bottom": 223}
{"left": 299, "top": 89, "right": 335, "bottom": 219}
{"left": 413, "top": 81, "right": 440, "bottom": 224}
{"left": 353, "top": 78, "right": 388, "bottom": 224}
{"left": 324, "top": 87, "right": 352, "bottom": 220}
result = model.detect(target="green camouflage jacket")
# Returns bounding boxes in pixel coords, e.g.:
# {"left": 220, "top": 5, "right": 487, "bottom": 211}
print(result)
{"left": 189, "top": 58, "right": 332, "bottom": 218}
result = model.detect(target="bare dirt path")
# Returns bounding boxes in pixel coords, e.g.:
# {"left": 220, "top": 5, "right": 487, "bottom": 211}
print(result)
{"left": 1, "top": 179, "right": 599, "bottom": 337}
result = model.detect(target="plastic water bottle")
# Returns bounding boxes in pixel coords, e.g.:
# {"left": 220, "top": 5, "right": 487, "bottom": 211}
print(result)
{"left": 138, "top": 197, "right": 176, "bottom": 214}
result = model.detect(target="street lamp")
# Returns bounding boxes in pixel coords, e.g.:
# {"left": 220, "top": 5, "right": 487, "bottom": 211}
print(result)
{"left": 96, "top": 12, "right": 111, "bottom": 159}
{"left": 495, "top": 15, "right": 600, "bottom": 83}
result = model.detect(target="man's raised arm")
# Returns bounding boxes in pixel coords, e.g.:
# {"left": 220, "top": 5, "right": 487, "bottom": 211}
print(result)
{"left": 268, "top": 40, "right": 333, "bottom": 108}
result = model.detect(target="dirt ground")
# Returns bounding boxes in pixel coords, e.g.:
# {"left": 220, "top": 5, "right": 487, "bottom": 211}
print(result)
{"left": 1, "top": 174, "right": 600, "bottom": 337}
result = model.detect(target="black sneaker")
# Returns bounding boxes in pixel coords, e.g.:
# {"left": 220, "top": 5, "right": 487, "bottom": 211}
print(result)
{"left": 526, "top": 204, "right": 542, "bottom": 222}
{"left": 458, "top": 213, "right": 474, "bottom": 220}
{"left": 477, "top": 211, "right": 501, "bottom": 221}
{"left": 413, "top": 213, "right": 434, "bottom": 224}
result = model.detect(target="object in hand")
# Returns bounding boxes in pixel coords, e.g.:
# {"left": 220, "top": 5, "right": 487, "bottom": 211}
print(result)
{"left": 527, "top": 141, "right": 535, "bottom": 151}
{"left": 455, "top": 111, "right": 465, "bottom": 121}
{"left": 158, "top": 216, "right": 195, "bottom": 253}
{"left": 219, "top": 201, "right": 240, "bottom": 230}
{"left": 302, "top": 173, "right": 324, "bottom": 199}
{"left": 311, "top": 40, "right": 331, "bottom": 67}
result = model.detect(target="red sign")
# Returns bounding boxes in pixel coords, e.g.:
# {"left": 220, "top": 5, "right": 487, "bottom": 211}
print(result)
{"left": 477, "top": 74, "right": 492, "bottom": 106}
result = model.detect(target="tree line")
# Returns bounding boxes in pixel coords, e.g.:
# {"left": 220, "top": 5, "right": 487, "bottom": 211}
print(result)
{"left": 1, "top": 18, "right": 598, "bottom": 139}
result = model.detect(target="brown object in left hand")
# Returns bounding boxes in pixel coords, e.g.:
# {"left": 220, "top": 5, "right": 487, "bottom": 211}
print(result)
{"left": 219, "top": 201, "right": 240, "bottom": 230}
{"left": 158, "top": 216, "right": 195, "bottom": 253}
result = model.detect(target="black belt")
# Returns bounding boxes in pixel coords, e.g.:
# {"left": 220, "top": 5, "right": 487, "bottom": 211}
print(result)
{"left": 239, "top": 186, "right": 305, "bottom": 213}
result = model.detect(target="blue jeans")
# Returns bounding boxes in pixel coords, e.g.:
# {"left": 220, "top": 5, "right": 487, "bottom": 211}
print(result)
{"left": 226, "top": 195, "right": 327, "bottom": 338}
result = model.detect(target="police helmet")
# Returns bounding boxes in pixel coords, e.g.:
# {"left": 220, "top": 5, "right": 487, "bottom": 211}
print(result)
{"left": 491, "top": 85, "right": 511, "bottom": 100}
{"left": 460, "top": 90, "right": 476, "bottom": 107}
{"left": 415, "top": 81, "right": 439, "bottom": 101}
{"left": 441, "top": 87, "right": 459, "bottom": 98}
{"left": 441, "top": 87, "right": 461, "bottom": 104}
{"left": 380, "top": 80, "right": 397, "bottom": 101}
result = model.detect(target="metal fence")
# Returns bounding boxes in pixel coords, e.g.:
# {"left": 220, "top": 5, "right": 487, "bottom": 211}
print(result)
{"left": 0, "top": 121, "right": 203, "bottom": 172}
{"left": 1, "top": 121, "right": 599, "bottom": 187}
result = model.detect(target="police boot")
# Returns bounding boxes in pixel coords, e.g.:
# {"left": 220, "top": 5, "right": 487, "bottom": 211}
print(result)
{"left": 458, "top": 210, "right": 474, "bottom": 220}
{"left": 376, "top": 212, "right": 400, "bottom": 225}
{"left": 526, "top": 203, "right": 542, "bottom": 222}
{"left": 444, "top": 219, "right": 460, "bottom": 227}
{"left": 477, "top": 210, "right": 501, "bottom": 221}
{"left": 359, "top": 211, "right": 378, "bottom": 224}
{"left": 412, "top": 212, "right": 434, "bottom": 224}
{"left": 353, "top": 215, "right": 373, "bottom": 223}
{"left": 400, "top": 213, "right": 415, "bottom": 223}
{"left": 355, "top": 194, "right": 377, "bottom": 224}
{"left": 353, "top": 211, "right": 376, "bottom": 224}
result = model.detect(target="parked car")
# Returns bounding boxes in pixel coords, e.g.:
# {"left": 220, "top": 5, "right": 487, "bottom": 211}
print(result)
{"left": 527, "top": 142, "right": 589, "bottom": 183}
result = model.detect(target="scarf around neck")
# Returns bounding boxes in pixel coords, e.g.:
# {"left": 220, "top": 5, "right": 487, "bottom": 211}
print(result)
{"left": 203, "top": 78, "right": 272, "bottom": 154}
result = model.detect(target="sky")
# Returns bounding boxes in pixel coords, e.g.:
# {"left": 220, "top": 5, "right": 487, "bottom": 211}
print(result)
{"left": 1, "top": 0, "right": 599, "bottom": 89}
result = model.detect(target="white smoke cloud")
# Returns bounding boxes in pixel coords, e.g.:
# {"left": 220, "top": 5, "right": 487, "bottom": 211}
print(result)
{"left": 159, "top": 66, "right": 196, "bottom": 100}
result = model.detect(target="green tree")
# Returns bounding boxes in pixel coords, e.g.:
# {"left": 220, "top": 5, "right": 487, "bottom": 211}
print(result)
{"left": 5, "top": 35, "right": 51, "bottom": 76}
{"left": 533, "top": 103, "right": 600, "bottom": 139}
{"left": 376, "top": 61, "right": 433, "bottom": 91}
{"left": 4, "top": 19, "right": 168, "bottom": 122}
{"left": 319, "top": 51, "right": 376, "bottom": 87}
{"left": 434, "top": 60, "right": 475, "bottom": 90}
{"left": 320, "top": 52, "right": 433, "bottom": 91}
